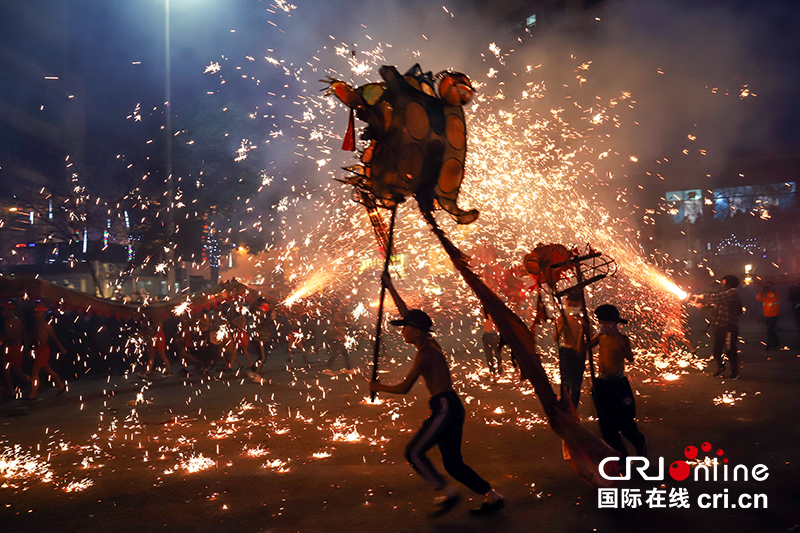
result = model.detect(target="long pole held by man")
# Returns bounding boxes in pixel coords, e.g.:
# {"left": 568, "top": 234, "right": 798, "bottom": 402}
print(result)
{"left": 370, "top": 272, "right": 505, "bottom": 517}
{"left": 370, "top": 206, "right": 397, "bottom": 401}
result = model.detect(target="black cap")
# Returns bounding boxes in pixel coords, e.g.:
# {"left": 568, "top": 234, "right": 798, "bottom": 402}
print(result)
{"left": 721, "top": 275, "right": 740, "bottom": 288}
{"left": 390, "top": 309, "right": 433, "bottom": 332}
{"left": 594, "top": 304, "right": 629, "bottom": 324}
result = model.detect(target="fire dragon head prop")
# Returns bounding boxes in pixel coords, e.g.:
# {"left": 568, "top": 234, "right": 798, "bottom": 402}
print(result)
{"left": 323, "top": 64, "right": 479, "bottom": 224}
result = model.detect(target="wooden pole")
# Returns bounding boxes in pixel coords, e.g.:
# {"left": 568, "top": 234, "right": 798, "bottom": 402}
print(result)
{"left": 573, "top": 262, "right": 596, "bottom": 384}
{"left": 370, "top": 206, "right": 397, "bottom": 402}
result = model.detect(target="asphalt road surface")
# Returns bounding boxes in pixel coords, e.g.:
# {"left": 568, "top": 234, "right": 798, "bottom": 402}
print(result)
{"left": 2, "top": 326, "right": 799, "bottom": 533}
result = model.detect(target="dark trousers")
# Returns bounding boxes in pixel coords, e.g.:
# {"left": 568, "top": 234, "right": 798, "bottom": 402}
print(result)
{"left": 481, "top": 332, "right": 503, "bottom": 374}
{"left": 765, "top": 316, "right": 780, "bottom": 348}
{"left": 325, "top": 339, "right": 350, "bottom": 369}
{"left": 712, "top": 324, "right": 739, "bottom": 376}
{"left": 592, "top": 376, "right": 647, "bottom": 460}
{"left": 559, "top": 347, "right": 586, "bottom": 409}
{"left": 196, "top": 333, "right": 219, "bottom": 369}
{"left": 405, "top": 391, "right": 491, "bottom": 495}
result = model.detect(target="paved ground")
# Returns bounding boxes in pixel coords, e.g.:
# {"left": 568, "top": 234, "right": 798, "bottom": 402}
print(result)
{"left": 1, "top": 324, "right": 800, "bottom": 533}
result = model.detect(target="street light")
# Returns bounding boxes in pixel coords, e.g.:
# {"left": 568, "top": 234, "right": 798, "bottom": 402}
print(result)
{"left": 165, "top": 0, "right": 172, "bottom": 180}
{"left": 164, "top": 0, "right": 178, "bottom": 297}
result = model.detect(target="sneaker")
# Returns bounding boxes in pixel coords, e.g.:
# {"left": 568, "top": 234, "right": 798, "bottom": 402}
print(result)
{"left": 428, "top": 493, "right": 461, "bottom": 519}
{"left": 470, "top": 498, "right": 505, "bottom": 516}
{"left": 712, "top": 368, "right": 725, "bottom": 378}
{"left": 730, "top": 374, "right": 740, "bottom": 380}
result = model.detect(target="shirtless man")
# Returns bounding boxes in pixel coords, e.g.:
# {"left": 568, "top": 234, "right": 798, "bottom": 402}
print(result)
{"left": 370, "top": 273, "right": 504, "bottom": 517}
{"left": 144, "top": 316, "right": 172, "bottom": 377}
{"left": 590, "top": 304, "right": 646, "bottom": 463}
{"left": 553, "top": 292, "right": 586, "bottom": 409}
{"left": 324, "top": 304, "right": 351, "bottom": 372}
{"left": 28, "top": 303, "right": 66, "bottom": 400}
{"left": 2, "top": 301, "right": 31, "bottom": 398}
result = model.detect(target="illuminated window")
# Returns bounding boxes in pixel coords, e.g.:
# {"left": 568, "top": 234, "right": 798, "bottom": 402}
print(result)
{"left": 665, "top": 189, "right": 702, "bottom": 224}
{"left": 712, "top": 182, "right": 795, "bottom": 220}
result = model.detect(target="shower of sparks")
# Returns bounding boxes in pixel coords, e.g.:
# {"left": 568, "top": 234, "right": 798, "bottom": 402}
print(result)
{"left": 168, "top": 453, "right": 217, "bottom": 474}
{"left": 274, "top": 0, "right": 297, "bottom": 13}
{"left": 62, "top": 478, "right": 94, "bottom": 492}
{"left": 329, "top": 417, "right": 365, "bottom": 443}
{"left": 204, "top": 61, "right": 221, "bottom": 74}
{"left": 263, "top": 458, "right": 291, "bottom": 473}
{"left": 283, "top": 269, "right": 337, "bottom": 307}
{"left": 234, "top": 139, "right": 256, "bottom": 162}
{"left": 0, "top": 445, "right": 54, "bottom": 486}
{"left": 0, "top": 7, "right": 758, "bottom": 519}
{"left": 173, "top": 300, "right": 191, "bottom": 316}
{"left": 713, "top": 391, "right": 746, "bottom": 406}
{"left": 235, "top": 35, "right": 710, "bottom": 369}
{"left": 244, "top": 445, "right": 270, "bottom": 458}
{"left": 653, "top": 276, "right": 688, "bottom": 300}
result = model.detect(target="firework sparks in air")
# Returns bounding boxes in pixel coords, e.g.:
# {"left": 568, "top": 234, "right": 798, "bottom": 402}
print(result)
{"left": 0, "top": 4, "right": 759, "bottom": 521}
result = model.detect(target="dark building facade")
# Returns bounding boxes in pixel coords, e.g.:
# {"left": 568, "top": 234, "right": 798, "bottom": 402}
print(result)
{"left": 642, "top": 152, "right": 800, "bottom": 285}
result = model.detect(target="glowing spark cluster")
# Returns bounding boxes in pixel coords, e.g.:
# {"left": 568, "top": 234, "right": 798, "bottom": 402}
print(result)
{"left": 0, "top": 445, "right": 54, "bottom": 485}
{"left": 167, "top": 453, "right": 216, "bottom": 474}
{"left": 713, "top": 391, "right": 746, "bottom": 406}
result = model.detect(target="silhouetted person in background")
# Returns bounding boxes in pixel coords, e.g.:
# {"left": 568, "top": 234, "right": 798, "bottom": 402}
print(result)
{"left": 756, "top": 282, "right": 781, "bottom": 350}
{"left": 2, "top": 302, "right": 30, "bottom": 398}
{"left": 27, "top": 303, "right": 67, "bottom": 400}
{"left": 144, "top": 317, "right": 172, "bottom": 377}
{"left": 706, "top": 275, "right": 743, "bottom": 380}
{"left": 481, "top": 307, "right": 504, "bottom": 375}
{"left": 554, "top": 292, "right": 586, "bottom": 409}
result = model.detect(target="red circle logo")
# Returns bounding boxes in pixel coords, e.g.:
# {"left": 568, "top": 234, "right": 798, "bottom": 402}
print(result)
{"left": 669, "top": 460, "right": 691, "bottom": 481}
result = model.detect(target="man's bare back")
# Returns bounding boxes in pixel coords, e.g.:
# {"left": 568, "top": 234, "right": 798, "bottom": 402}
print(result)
{"left": 34, "top": 320, "right": 59, "bottom": 349}
{"left": 555, "top": 314, "right": 583, "bottom": 351}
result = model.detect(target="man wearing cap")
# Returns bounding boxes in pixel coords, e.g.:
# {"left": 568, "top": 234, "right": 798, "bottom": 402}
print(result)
{"left": 370, "top": 273, "right": 504, "bottom": 517}
{"left": 27, "top": 303, "right": 67, "bottom": 400}
{"left": 591, "top": 304, "right": 647, "bottom": 465}
{"left": 2, "top": 302, "right": 31, "bottom": 398}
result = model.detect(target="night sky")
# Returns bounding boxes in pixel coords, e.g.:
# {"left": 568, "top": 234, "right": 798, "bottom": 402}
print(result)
{"left": 5, "top": 0, "right": 800, "bottom": 195}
